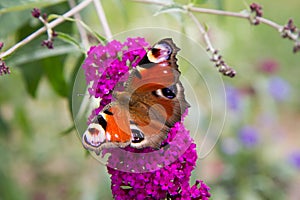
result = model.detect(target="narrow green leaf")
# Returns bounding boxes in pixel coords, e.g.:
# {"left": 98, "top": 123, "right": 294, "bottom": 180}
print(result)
{"left": 0, "top": 0, "right": 67, "bottom": 14}
{"left": 154, "top": 4, "right": 186, "bottom": 16}
{"left": 215, "top": 0, "right": 224, "bottom": 10}
{"left": 42, "top": 56, "right": 69, "bottom": 97}
{"left": 0, "top": 171, "right": 26, "bottom": 200}
{"left": 59, "top": 125, "right": 75, "bottom": 136}
{"left": 18, "top": 62, "right": 44, "bottom": 98}
{"left": 203, "top": 22, "right": 209, "bottom": 32}
{"left": 15, "top": 107, "right": 33, "bottom": 138}
{"left": 10, "top": 44, "right": 77, "bottom": 66}
{"left": 0, "top": 112, "right": 10, "bottom": 137}
{"left": 120, "top": 185, "right": 133, "bottom": 189}
{"left": 56, "top": 31, "right": 84, "bottom": 52}
{"left": 0, "top": 11, "right": 30, "bottom": 38}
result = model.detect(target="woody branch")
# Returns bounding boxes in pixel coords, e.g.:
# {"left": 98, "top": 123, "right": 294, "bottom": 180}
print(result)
{"left": 133, "top": 0, "right": 300, "bottom": 53}
{"left": 0, "top": 0, "right": 114, "bottom": 60}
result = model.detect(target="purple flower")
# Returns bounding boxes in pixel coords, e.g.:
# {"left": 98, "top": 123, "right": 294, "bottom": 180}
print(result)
{"left": 238, "top": 126, "right": 259, "bottom": 148}
{"left": 225, "top": 85, "right": 240, "bottom": 111}
{"left": 0, "top": 42, "right": 3, "bottom": 50}
{"left": 268, "top": 76, "right": 291, "bottom": 102}
{"left": 106, "top": 119, "right": 210, "bottom": 199}
{"left": 288, "top": 151, "right": 300, "bottom": 169}
{"left": 82, "top": 37, "right": 210, "bottom": 199}
{"left": 0, "top": 60, "right": 10, "bottom": 76}
{"left": 249, "top": 3, "right": 263, "bottom": 25}
{"left": 82, "top": 37, "right": 148, "bottom": 122}
{"left": 258, "top": 58, "right": 279, "bottom": 74}
{"left": 31, "top": 8, "right": 41, "bottom": 18}
{"left": 221, "top": 137, "right": 240, "bottom": 155}
{"left": 41, "top": 39, "right": 54, "bottom": 49}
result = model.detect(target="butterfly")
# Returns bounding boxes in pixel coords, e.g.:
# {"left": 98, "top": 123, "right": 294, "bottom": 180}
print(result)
{"left": 82, "top": 38, "right": 190, "bottom": 155}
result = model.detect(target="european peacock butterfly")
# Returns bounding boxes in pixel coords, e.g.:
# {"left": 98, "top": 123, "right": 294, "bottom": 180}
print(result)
{"left": 82, "top": 38, "right": 190, "bottom": 155}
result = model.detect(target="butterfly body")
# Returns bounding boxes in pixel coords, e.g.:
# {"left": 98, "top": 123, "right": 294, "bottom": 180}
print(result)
{"left": 82, "top": 38, "right": 190, "bottom": 155}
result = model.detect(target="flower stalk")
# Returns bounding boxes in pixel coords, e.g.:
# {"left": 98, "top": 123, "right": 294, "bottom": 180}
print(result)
{"left": 188, "top": 12, "right": 236, "bottom": 77}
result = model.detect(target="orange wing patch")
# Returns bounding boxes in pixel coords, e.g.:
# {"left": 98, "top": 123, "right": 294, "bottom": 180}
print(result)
{"left": 104, "top": 105, "right": 132, "bottom": 144}
{"left": 128, "top": 63, "right": 180, "bottom": 93}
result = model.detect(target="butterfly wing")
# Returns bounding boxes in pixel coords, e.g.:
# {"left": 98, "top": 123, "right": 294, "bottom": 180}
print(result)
{"left": 82, "top": 103, "right": 132, "bottom": 155}
{"left": 126, "top": 38, "right": 190, "bottom": 149}
{"left": 126, "top": 38, "right": 181, "bottom": 92}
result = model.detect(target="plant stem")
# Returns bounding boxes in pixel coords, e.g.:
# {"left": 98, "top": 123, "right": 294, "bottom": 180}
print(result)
{"left": 132, "top": 0, "right": 285, "bottom": 32}
{"left": 0, "top": 0, "right": 93, "bottom": 59}
{"left": 68, "top": 0, "right": 90, "bottom": 50}
{"left": 188, "top": 12, "right": 236, "bottom": 77}
{"left": 188, "top": 12, "right": 214, "bottom": 52}
{"left": 93, "top": 0, "right": 112, "bottom": 41}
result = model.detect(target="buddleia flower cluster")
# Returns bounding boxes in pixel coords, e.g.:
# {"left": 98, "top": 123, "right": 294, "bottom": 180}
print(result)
{"left": 82, "top": 37, "right": 210, "bottom": 199}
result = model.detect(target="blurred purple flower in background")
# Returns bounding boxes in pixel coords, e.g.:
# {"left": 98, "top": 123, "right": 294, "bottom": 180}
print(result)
{"left": 221, "top": 137, "right": 240, "bottom": 155}
{"left": 238, "top": 126, "right": 259, "bottom": 148}
{"left": 288, "top": 151, "right": 300, "bottom": 169}
{"left": 268, "top": 76, "right": 291, "bottom": 102}
{"left": 225, "top": 85, "right": 240, "bottom": 111}
{"left": 258, "top": 58, "right": 279, "bottom": 74}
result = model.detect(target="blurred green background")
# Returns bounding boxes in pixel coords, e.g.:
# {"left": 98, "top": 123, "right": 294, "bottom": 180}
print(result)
{"left": 1, "top": 0, "right": 300, "bottom": 199}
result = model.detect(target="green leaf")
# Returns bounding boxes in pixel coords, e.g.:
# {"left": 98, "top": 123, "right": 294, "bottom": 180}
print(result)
{"left": 11, "top": 45, "right": 78, "bottom": 66}
{"left": 18, "top": 62, "right": 44, "bottom": 98}
{"left": 215, "top": 0, "right": 224, "bottom": 10}
{"left": 154, "top": 4, "right": 186, "bottom": 16}
{"left": 120, "top": 185, "right": 133, "bottom": 190}
{"left": 56, "top": 31, "right": 84, "bottom": 52}
{"left": 0, "top": 170, "right": 26, "bottom": 200}
{"left": 203, "top": 22, "right": 209, "bottom": 32}
{"left": 42, "top": 56, "right": 69, "bottom": 97}
{"left": 15, "top": 107, "right": 33, "bottom": 138}
{"left": 0, "top": 10, "right": 30, "bottom": 38}
{"left": 0, "top": 0, "right": 67, "bottom": 14}
{"left": 59, "top": 125, "right": 75, "bottom": 135}
{"left": 0, "top": 112, "right": 10, "bottom": 138}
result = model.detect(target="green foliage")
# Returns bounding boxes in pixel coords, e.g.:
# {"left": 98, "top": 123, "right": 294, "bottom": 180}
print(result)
{"left": 0, "top": 0, "right": 66, "bottom": 14}
{"left": 56, "top": 31, "right": 83, "bottom": 51}
{"left": 191, "top": 0, "right": 208, "bottom": 5}
{"left": 0, "top": 171, "right": 26, "bottom": 200}
{"left": 154, "top": 4, "right": 186, "bottom": 16}
{"left": 0, "top": 112, "right": 10, "bottom": 137}
{"left": 18, "top": 62, "right": 44, "bottom": 97}
{"left": 13, "top": 41, "right": 73, "bottom": 97}
{"left": 42, "top": 56, "right": 69, "bottom": 97}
